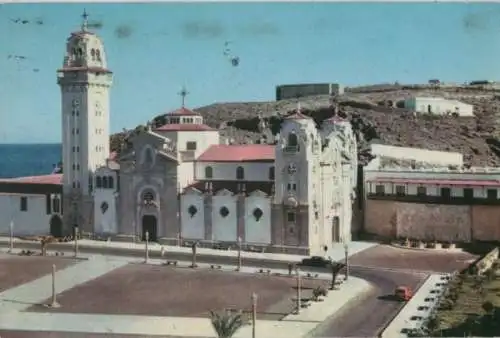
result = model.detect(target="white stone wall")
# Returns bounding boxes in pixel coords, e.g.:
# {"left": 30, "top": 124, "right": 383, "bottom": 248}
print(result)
{"left": 93, "top": 168, "right": 118, "bottom": 234}
{"left": 244, "top": 192, "right": 271, "bottom": 244}
{"left": 366, "top": 182, "right": 500, "bottom": 199}
{"left": 0, "top": 194, "right": 52, "bottom": 236}
{"left": 180, "top": 191, "right": 205, "bottom": 240}
{"left": 212, "top": 190, "right": 237, "bottom": 242}
{"left": 195, "top": 162, "right": 274, "bottom": 182}
{"left": 369, "top": 144, "right": 463, "bottom": 167}
{"left": 178, "top": 161, "right": 195, "bottom": 190}
{"left": 404, "top": 97, "right": 474, "bottom": 117}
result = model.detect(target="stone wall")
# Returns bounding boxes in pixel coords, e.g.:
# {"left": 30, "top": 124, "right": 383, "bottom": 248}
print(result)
{"left": 364, "top": 200, "right": 500, "bottom": 242}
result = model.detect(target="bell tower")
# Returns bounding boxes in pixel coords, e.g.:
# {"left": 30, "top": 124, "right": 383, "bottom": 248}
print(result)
{"left": 57, "top": 10, "right": 113, "bottom": 233}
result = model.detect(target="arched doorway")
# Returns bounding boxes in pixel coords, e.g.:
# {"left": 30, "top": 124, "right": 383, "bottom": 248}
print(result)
{"left": 50, "top": 215, "right": 63, "bottom": 238}
{"left": 332, "top": 216, "right": 340, "bottom": 243}
{"left": 142, "top": 215, "right": 158, "bottom": 242}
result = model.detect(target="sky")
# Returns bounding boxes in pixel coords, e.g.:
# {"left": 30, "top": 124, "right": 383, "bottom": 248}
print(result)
{"left": 1, "top": 2, "right": 500, "bottom": 144}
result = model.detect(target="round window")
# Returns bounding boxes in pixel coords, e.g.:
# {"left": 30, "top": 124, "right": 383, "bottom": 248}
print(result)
{"left": 188, "top": 205, "right": 197, "bottom": 217}
{"left": 253, "top": 208, "right": 263, "bottom": 222}
{"left": 220, "top": 206, "right": 230, "bottom": 218}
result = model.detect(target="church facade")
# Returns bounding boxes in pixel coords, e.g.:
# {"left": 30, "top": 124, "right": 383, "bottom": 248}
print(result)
{"left": 53, "top": 14, "right": 358, "bottom": 255}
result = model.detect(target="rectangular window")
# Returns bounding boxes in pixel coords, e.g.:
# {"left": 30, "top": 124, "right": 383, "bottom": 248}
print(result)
{"left": 441, "top": 187, "right": 451, "bottom": 198}
{"left": 463, "top": 188, "right": 474, "bottom": 200}
{"left": 487, "top": 189, "right": 498, "bottom": 200}
{"left": 287, "top": 212, "right": 296, "bottom": 223}
{"left": 20, "top": 197, "right": 27, "bottom": 211}
{"left": 375, "top": 185, "right": 385, "bottom": 195}
{"left": 395, "top": 185, "right": 406, "bottom": 196}
{"left": 186, "top": 141, "right": 197, "bottom": 151}
{"left": 417, "top": 186, "right": 427, "bottom": 196}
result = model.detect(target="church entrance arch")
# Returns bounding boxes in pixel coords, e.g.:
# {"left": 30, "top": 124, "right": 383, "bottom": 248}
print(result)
{"left": 332, "top": 216, "right": 340, "bottom": 243}
{"left": 50, "top": 215, "right": 63, "bottom": 238}
{"left": 142, "top": 215, "right": 158, "bottom": 242}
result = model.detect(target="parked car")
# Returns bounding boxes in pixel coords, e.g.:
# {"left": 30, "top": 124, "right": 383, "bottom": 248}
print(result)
{"left": 395, "top": 286, "right": 413, "bottom": 301}
{"left": 300, "top": 256, "right": 330, "bottom": 268}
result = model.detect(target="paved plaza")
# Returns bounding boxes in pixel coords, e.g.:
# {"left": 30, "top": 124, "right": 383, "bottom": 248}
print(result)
{"left": 0, "top": 251, "right": 373, "bottom": 337}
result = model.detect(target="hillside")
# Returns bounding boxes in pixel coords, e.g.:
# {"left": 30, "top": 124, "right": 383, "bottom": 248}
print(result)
{"left": 111, "top": 84, "right": 500, "bottom": 167}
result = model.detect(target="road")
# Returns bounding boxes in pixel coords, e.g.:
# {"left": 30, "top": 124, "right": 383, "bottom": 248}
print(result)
{"left": 308, "top": 268, "right": 427, "bottom": 337}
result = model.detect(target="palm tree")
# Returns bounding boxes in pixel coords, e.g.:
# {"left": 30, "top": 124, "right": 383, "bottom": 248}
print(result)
{"left": 209, "top": 310, "right": 245, "bottom": 338}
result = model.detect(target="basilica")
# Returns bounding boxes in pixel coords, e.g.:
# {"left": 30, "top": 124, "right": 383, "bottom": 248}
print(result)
{"left": 1, "top": 14, "right": 358, "bottom": 255}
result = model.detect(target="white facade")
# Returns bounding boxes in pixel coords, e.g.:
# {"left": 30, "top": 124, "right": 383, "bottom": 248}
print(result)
{"left": 195, "top": 162, "right": 275, "bottom": 182}
{"left": 180, "top": 188, "right": 205, "bottom": 240}
{"left": 92, "top": 167, "right": 118, "bottom": 234}
{"left": 244, "top": 191, "right": 271, "bottom": 244}
{"left": 404, "top": 96, "right": 474, "bottom": 117}
{"left": 211, "top": 189, "right": 237, "bottom": 242}
{"left": 0, "top": 193, "right": 62, "bottom": 236}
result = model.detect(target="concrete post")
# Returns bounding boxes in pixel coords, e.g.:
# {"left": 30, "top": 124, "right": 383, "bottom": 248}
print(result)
{"left": 48, "top": 264, "right": 60, "bottom": 308}
{"left": 237, "top": 236, "right": 242, "bottom": 271}
{"left": 296, "top": 267, "right": 301, "bottom": 314}
{"left": 251, "top": 293, "right": 258, "bottom": 338}
{"left": 9, "top": 221, "right": 13, "bottom": 253}
{"left": 144, "top": 231, "right": 149, "bottom": 264}
{"left": 191, "top": 241, "right": 198, "bottom": 268}
{"left": 177, "top": 232, "right": 181, "bottom": 247}
{"left": 74, "top": 226, "right": 79, "bottom": 258}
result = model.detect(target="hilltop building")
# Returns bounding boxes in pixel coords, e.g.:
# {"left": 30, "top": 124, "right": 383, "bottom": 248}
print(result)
{"left": 0, "top": 13, "right": 358, "bottom": 255}
{"left": 404, "top": 96, "right": 474, "bottom": 117}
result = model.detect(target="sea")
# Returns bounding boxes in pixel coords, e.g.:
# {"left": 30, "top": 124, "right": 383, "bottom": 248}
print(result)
{"left": 0, "top": 144, "right": 62, "bottom": 179}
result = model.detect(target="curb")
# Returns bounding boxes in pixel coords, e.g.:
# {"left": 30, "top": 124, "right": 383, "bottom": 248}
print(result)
{"left": 391, "top": 243, "right": 462, "bottom": 253}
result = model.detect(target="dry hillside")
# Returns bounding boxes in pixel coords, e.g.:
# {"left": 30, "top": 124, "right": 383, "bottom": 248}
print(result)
{"left": 111, "top": 84, "right": 500, "bottom": 166}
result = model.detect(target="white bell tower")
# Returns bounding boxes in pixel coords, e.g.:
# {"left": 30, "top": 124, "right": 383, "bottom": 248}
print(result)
{"left": 57, "top": 10, "right": 113, "bottom": 232}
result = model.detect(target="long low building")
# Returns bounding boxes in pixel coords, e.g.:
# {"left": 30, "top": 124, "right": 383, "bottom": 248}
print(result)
{"left": 363, "top": 145, "right": 500, "bottom": 243}
{"left": 404, "top": 96, "right": 474, "bottom": 117}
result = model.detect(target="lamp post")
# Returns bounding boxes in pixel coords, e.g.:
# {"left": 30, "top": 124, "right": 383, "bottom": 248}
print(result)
{"left": 251, "top": 293, "right": 258, "bottom": 338}
{"left": 9, "top": 220, "right": 14, "bottom": 253}
{"left": 47, "top": 264, "right": 60, "bottom": 308}
{"left": 344, "top": 243, "right": 349, "bottom": 281}
{"left": 144, "top": 231, "right": 149, "bottom": 264}
{"left": 191, "top": 241, "right": 198, "bottom": 268}
{"left": 73, "top": 226, "right": 79, "bottom": 258}
{"left": 295, "top": 266, "right": 301, "bottom": 314}
{"left": 237, "top": 236, "right": 242, "bottom": 271}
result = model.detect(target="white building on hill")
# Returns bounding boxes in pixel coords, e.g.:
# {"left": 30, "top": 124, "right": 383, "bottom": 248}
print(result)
{"left": 404, "top": 96, "right": 474, "bottom": 117}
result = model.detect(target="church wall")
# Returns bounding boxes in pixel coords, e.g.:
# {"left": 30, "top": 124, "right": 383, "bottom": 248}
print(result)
{"left": 212, "top": 193, "right": 237, "bottom": 241}
{"left": 93, "top": 188, "right": 117, "bottom": 234}
{"left": 195, "top": 162, "right": 274, "bottom": 182}
{"left": 158, "top": 130, "right": 219, "bottom": 159}
{"left": 180, "top": 193, "right": 205, "bottom": 240}
{"left": 244, "top": 194, "right": 271, "bottom": 244}
{"left": 178, "top": 162, "right": 195, "bottom": 190}
{"left": 0, "top": 193, "right": 52, "bottom": 236}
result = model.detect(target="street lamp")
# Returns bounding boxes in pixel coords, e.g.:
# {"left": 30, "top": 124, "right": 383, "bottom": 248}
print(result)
{"left": 144, "top": 231, "right": 150, "bottom": 264}
{"left": 344, "top": 243, "right": 349, "bottom": 281}
{"left": 237, "top": 236, "right": 242, "bottom": 271}
{"left": 295, "top": 266, "right": 301, "bottom": 314}
{"left": 74, "top": 226, "right": 79, "bottom": 258}
{"left": 251, "top": 293, "right": 258, "bottom": 338}
{"left": 9, "top": 220, "right": 14, "bottom": 253}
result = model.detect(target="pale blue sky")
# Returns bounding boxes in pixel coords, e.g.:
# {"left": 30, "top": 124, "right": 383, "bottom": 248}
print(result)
{"left": 1, "top": 2, "right": 500, "bottom": 143}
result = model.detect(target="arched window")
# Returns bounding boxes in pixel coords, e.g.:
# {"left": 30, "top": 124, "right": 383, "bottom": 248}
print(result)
{"left": 90, "top": 48, "right": 96, "bottom": 61}
{"left": 96, "top": 49, "right": 101, "bottom": 61}
{"left": 142, "top": 191, "right": 155, "bottom": 203}
{"left": 96, "top": 176, "right": 102, "bottom": 188}
{"left": 288, "top": 133, "right": 298, "bottom": 147}
{"left": 205, "top": 166, "right": 213, "bottom": 179}
{"left": 236, "top": 166, "right": 245, "bottom": 180}
{"left": 268, "top": 166, "right": 275, "bottom": 180}
{"left": 53, "top": 197, "right": 60, "bottom": 213}
{"left": 108, "top": 176, "right": 114, "bottom": 189}
{"left": 102, "top": 176, "right": 108, "bottom": 189}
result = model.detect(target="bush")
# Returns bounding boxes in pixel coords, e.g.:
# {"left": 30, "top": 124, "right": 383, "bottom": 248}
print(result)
{"left": 312, "top": 286, "right": 328, "bottom": 301}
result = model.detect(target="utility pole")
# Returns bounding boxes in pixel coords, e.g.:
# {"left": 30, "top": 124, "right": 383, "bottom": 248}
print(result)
{"left": 295, "top": 266, "right": 301, "bottom": 314}
{"left": 237, "top": 236, "right": 242, "bottom": 271}
{"left": 73, "top": 226, "right": 79, "bottom": 258}
{"left": 144, "top": 231, "right": 149, "bottom": 264}
{"left": 251, "top": 293, "right": 258, "bottom": 338}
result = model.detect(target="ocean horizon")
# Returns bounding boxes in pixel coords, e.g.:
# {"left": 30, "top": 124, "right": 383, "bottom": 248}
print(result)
{"left": 0, "top": 143, "right": 62, "bottom": 179}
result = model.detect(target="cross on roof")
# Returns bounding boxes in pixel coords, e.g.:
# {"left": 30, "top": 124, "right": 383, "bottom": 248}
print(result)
{"left": 178, "top": 87, "right": 189, "bottom": 108}
{"left": 81, "top": 9, "right": 89, "bottom": 31}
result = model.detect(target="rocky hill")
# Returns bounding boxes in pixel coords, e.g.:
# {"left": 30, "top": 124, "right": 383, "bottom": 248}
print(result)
{"left": 110, "top": 84, "right": 500, "bottom": 167}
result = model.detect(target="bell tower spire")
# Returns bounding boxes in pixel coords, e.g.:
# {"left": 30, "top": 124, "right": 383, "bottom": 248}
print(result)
{"left": 81, "top": 9, "right": 89, "bottom": 32}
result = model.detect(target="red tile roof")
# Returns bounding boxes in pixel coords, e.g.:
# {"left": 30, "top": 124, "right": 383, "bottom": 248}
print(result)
{"left": 197, "top": 144, "right": 275, "bottom": 162}
{"left": 57, "top": 67, "right": 112, "bottom": 74}
{"left": 155, "top": 124, "right": 215, "bottom": 132}
{"left": 0, "top": 174, "right": 63, "bottom": 185}
{"left": 368, "top": 177, "right": 500, "bottom": 187}
{"left": 168, "top": 107, "right": 201, "bottom": 117}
